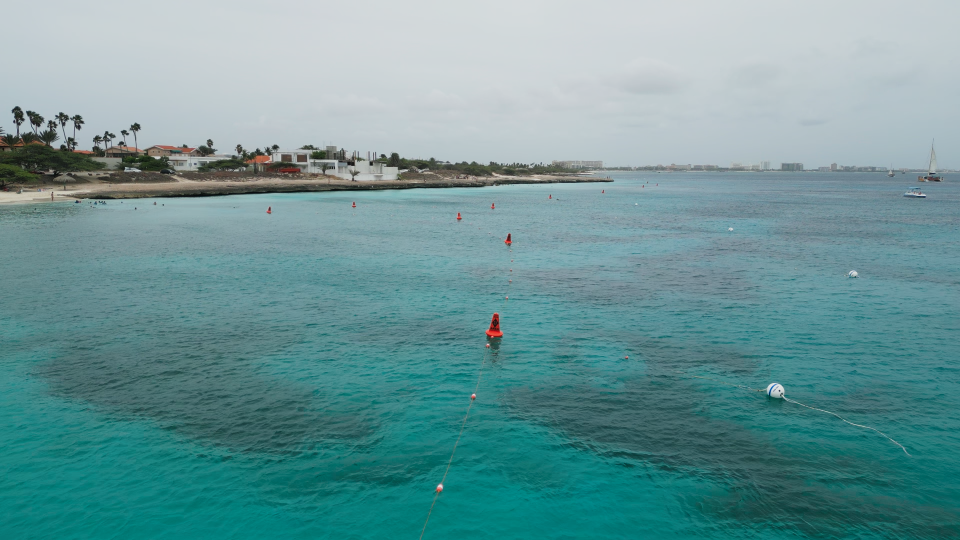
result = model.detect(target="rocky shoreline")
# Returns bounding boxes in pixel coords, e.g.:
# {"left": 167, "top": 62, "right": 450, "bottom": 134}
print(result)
{"left": 68, "top": 175, "right": 612, "bottom": 201}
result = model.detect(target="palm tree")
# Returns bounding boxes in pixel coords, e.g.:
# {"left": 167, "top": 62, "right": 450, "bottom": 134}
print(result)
{"left": 11, "top": 106, "right": 25, "bottom": 137}
{"left": 92, "top": 135, "right": 102, "bottom": 152}
{"left": 26, "top": 111, "right": 43, "bottom": 134}
{"left": 120, "top": 129, "right": 129, "bottom": 148}
{"left": 66, "top": 137, "right": 77, "bottom": 151}
{"left": 349, "top": 167, "right": 360, "bottom": 181}
{"left": 39, "top": 129, "right": 59, "bottom": 147}
{"left": 21, "top": 132, "right": 39, "bottom": 144}
{"left": 235, "top": 144, "right": 243, "bottom": 157}
{"left": 56, "top": 113, "right": 70, "bottom": 143}
{"left": 1, "top": 134, "right": 20, "bottom": 149}
{"left": 71, "top": 115, "right": 84, "bottom": 142}
{"left": 129, "top": 123, "right": 140, "bottom": 154}
{"left": 103, "top": 131, "right": 115, "bottom": 149}
{"left": 47, "top": 120, "right": 58, "bottom": 134}
{"left": 206, "top": 139, "right": 214, "bottom": 149}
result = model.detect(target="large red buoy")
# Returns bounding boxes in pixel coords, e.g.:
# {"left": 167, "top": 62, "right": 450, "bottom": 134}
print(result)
{"left": 266, "top": 206, "right": 272, "bottom": 214}
{"left": 457, "top": 212, "right": 462, "bottom": 220}
{"left": 352, "top": 201, "right": 356, "bottom": 208}
{"left": 491, "top": 203, "right": 495, "bottom": 210}
{"left": 505, "top": 233, "right": 512, "bottom": 245}
{"left": 485, "top": 313, "right": 503, "bottom": 338}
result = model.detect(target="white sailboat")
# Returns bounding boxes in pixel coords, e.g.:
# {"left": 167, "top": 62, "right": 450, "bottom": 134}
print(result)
{"left": 918, "top": 141, "right": 942, "bottom": 182}
{"left": 887, "top": 164, "right": 895, "bottom": 177}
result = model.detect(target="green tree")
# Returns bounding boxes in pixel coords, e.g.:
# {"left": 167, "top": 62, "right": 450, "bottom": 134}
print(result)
{"left": 26, "top": 111, "right": 43, "bottom": 134}
{"left": 310, "top": 150, "right": 327, "bottom": 159}
{"left": 39, "top": 129, "right": 60, "bottom": 147}
{"left": 235, "top": 144, "right": 244, "bottom": 157}
{"left": 129, "top": 123, "right": 140, "bottom": 153}
{"left": 71, "top": 115, "right": 84, "bottom": 142}
{"left": 120, "top": 129, "right": 129, "bottom": 148}
{"left": 349, "top": 167, "right": 360, "bottom": 181}
{"left": 0, "top": 163, "right": 37, "bottom": 188}
{"left": 21, "top": 132, "right": 40, "bottom": 144}
{"left": 55, "top": 113, "right": 70, "bottom": 143}
{"left": 387, "top": 152, "right": 400, "bottom": 167}
{"left": 1, "top": 134, "right": 19, "bottom": 148}
{"left": 11, "top": 106, "right": 25, "bottom": 137}
{"left": 0, "top": 144, "right": 102, "bottom": 174}
{"left": 92, "top": 135, "right": 102, "bottom": 151}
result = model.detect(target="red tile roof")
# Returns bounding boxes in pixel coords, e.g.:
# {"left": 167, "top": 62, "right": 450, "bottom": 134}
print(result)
{"left": 246, "top": 155, "right": 272, "bottom": 164}
{"left": 72, "top": 150, "right": 95, "bottom": 154}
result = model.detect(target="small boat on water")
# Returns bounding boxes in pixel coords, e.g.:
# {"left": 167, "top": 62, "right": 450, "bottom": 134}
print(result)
{"left": 904, "top": 187, "right": 926, "bottom": 198}
{"left": 918, "top": 141, "right": 942, "bottom": 182}
{"left": 887, "top": 164, "right": 895, "bottom": 177}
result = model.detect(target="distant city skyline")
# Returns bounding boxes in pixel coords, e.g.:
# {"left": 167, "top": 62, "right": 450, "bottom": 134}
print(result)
{"left": 5, "top": 1, "right": 957, "bottom": 169}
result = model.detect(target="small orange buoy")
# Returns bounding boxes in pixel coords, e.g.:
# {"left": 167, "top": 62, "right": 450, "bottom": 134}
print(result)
{"left": 266, "top": 206, "right": 272, "bottom": 214}
{"left": 505, "top": 296, "right": 508, "bottom": 300}
{"left": 436, "top": 484, "right": 443, "bottom": 493}
{"left": 486, "top": 343, "right": 490, "bottom": 348}
{"left": 457, "top": 212, "right": 462, "bottom": 220}
{"left": 471, "top": 393, "right": 476, "bottom": 400}
{"left": 505, "top": 233, "right": 512, "bottom": 245}
{"left": 602, "top": 189, "right": 605, "bottom": 193}
{"left": 549, "top": 194, "right": 552, "bottom": 199}
{"left": 352, "top": 202, "right": 356, "bottom": 208}
{"left": 485, "top": 313, "right": 503, "bottom": 338}
{"left": 625, "top": 356, "right": 629, "bottom": 360}
{"left": 491, "top": 203, "right": 495, "bottom": 210}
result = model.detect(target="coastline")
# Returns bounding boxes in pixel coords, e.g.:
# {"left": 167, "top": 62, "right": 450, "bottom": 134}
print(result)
{"left": 0, "top": 174, "right": 612, "bottom": 204}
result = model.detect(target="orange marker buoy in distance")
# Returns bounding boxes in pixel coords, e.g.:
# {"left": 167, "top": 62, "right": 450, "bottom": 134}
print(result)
{"left": 352, "top": 201, "right": 356, "bottom": 208}
{"left": 505, "top": 233, "right": 512, "bottom": 245}
{"left": 549, "top": 194, "right": 552, "bottom": 199}
{"left": 457, "top": 212, "right": 462, "bottom": 220}
{"left": 485, "top": 313, "right": 503, "bottom": 338}
{"left": 602, "top": 189, "right": 605, "bottom": 193}
{"left": 491, "top": 203, "right": 495, "bottom": 210}
{"left": 266, "top": 206, "right": 272, "bottom": 214}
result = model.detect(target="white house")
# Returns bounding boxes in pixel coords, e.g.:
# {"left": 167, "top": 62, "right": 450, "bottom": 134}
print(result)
{"left": 270, "top": 150, "right": 399, "bottom": 180}
{"left": 168, "top": 154, "right": 236, "bottom": 171}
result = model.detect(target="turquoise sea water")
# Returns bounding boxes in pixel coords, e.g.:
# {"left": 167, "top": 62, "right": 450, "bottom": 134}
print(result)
{"left": 1, "top": 172, "right": 958, "bottom": 539}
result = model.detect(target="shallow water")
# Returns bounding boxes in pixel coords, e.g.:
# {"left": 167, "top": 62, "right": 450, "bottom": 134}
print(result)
{"left": 1, "top": 173, "right": 958, "bottom": 538}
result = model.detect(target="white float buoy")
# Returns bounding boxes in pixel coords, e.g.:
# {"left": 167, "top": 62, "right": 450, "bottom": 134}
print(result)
{"left": 848, "top": 270, "right": 859, "bottom": 278}
{"left": 728, "top": 227, "right": 734, "bottom": 231}
{"left": 766, "top": 383, "right": 785, "bottom": 399}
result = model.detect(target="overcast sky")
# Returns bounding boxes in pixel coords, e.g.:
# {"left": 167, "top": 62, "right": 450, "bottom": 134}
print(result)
{"left": 5, "top": 0, "right": 958, "bottom": 167}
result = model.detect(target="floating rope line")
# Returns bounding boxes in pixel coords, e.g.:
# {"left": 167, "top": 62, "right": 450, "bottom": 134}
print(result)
{"left": 783, "top": 396, "right": 910, "bottom": 455}
{"left": 419, "top": 243, "right": 514, "bottom": 539}
{"left": 675, "top": 371, "right": 909, "bottom": 455}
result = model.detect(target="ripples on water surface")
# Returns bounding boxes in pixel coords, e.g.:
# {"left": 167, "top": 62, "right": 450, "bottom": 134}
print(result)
{"left": 1, "top": 173, "right": 958, "bottom": 538}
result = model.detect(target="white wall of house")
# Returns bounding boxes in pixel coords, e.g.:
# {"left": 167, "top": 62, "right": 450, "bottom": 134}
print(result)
{"left": 168, "top": 155, "right": 237, "bottom": 171}
{"left": 269, "top": 151, "right": 399, "bottom": 180}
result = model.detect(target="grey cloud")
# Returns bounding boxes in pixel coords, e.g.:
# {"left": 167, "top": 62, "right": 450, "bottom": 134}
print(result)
{"left": 615, "top": 58, "right": 688, "bottom": 95}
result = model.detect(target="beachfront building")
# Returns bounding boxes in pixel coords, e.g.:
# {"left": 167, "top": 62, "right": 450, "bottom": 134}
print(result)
{"left": 167, "top": 154, "right": 236, "bottom": 171}
{"left": 103, "top": 146, "right": 142, "bottom": 158}
{"left": 144, "top": 145, "right": 200, "bottom": 157}
{"left": 781, "top": 162, "right": 804, "bottom": 171}
{"left": 552, "top": 160, "right": 603, "bottom": 169}
{"left": 269, "top": 150, "right": 399, "bottom": 180}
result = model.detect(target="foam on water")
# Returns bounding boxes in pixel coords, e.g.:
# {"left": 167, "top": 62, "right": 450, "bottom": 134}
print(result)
{"left": 1, "top": 173, "right": 958, "bottom": 538}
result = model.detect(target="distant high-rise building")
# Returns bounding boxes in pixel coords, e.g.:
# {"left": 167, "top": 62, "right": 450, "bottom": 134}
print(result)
{"left": 781, "top": 163, "right": 804, "bottom": 171}
{"left": 830, "top": 163, "right": 838, "bottom": 171}
{"left": 760, "top": 161, "right": 771, "bottom": 170}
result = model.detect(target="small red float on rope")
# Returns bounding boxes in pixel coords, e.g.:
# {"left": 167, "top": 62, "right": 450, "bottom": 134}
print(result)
{"left": 625, "top": 356, "right": 629, "bottom": 360}
{"left": 505, "top": 233, "right": 512, "bottom": 245}
{"left": 352, "top": 201, "right": 356, "bottom": 208}
{"left": 549, "top": 194, "right": 552, "bottom": 199}
{"left": 436, "top": 484, "right": 443, "bottom": 493}
{"left": 266, "top": 206, "right": 272, "bottom": 214}
{"left": 457, "top": 212, "right": 462, "bottom": 220}
{"left": 486, "top": 343, "right": 490, "bottom": 348}
{"left": 491, "top": 203, "right": 495, "bottom": 210}
{"left": 471, "top": 394, "right": 476, "bottom": 400}
{"left": 485, "top": 313, "right": 503, "bottom": 338}
{"left": 602, "top": 189, "right": 605, "bottom": 193}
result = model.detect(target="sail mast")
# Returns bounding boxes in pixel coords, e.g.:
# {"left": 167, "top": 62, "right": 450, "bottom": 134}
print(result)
{"left": 929, "top": 141, "right": 938, "bottom": 175}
